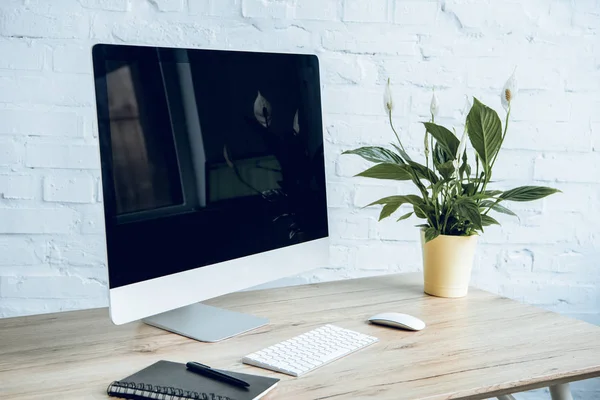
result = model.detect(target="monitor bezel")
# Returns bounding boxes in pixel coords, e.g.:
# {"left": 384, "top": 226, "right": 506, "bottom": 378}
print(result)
{"left": 91, "top": 43, "right": 330, "bottom": 324}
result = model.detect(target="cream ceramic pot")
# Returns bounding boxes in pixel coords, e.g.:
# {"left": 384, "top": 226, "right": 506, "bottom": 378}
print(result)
{"left": 420, "top": 231, "right": 478, "bottom": 298}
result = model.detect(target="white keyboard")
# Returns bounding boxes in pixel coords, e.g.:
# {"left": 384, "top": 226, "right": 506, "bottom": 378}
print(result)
{"left": 242, "top": 324, "right": 378, "bottom": 377}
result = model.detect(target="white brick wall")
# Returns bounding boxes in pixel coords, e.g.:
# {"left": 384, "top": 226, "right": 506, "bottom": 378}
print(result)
{"left": 0, "top": 1, "right": 598, "bottom": 398}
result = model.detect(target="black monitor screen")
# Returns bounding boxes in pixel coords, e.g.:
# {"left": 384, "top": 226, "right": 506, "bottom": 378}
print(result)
{"left": 92, "top": 45, "right": 328, "bottom": 289}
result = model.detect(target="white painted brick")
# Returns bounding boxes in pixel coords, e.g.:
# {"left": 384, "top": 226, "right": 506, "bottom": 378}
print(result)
{"left": 48, "top": 237, "right": 106, "bottom": 267}
{"left": 501, "top": 282, "right": 597, "bottom": 309}
{"left": 323, "top": 86, "right": 409, "bottom": 116}
{"left": 534, "top": 153, "right": 600, "bottom": 183}
{"left": 329, "top": 245, "right": 353, "bottom": 268}
{"left": 242, "top": 0, "right": 295, "bottom": 19}
{"left": 327, "top": 181, "right": 353, "bottom": 208}
{"left": 568, "top": 92, "right": 600, "bottom": 123}
{"left": 573, "top": 9, "right": 600, "bottom": 31}
{"left": 381, "top": 59, "right": 466, "bottom": 90}
{"left": 0, "top": 41, "right": 44, "bottom": 70}
{"left": 0, "top": 237, "right": 43, "bottom": 266}
{"left": 355, "top": 242, "right": 421, "bottom": 271}
{"left": 0, "top": 8, "right": 90, "bottom": 40}
{"left": 0, "top": 138, "right": 22, "bottom": 166}
{"left": 190, "top": 0, "right": 240, "bottom": 17}
{"left": 565, "top": 67, "right": 600, "bottom": 92}
{"left": 321, "top": 55, "right": 366, "bottom": 85}
{"left": 295, "top": 0, "right": 338, "bottom": 21}
{"left": 491, "top": 150, "right": 535, "bottom": 181}
{"left": 0, "top": 175, "right": 35, "bottom": 199}
{"left": 146, "top": 0, "right": 184, "bottom": 12}
{"left": 80, "top": 207, "right": 105, "bottom": 234}
{"left": 326, "top": 115, "right": 404, "bottom": 147}
{"left": 441, "top": 1, "right": 538, "bottom": 34}
{"left": 0, "top": 109, "right": 79, "bottom": 137}
{"left": 212, "top": 24, "right": 311, "bottom": 51}
{"left": 0, "top": 276, "right": 106, "bottom": 299}
{"left": 43, "top": 174, "right": 95, "bottom": 203}
{"left": 0, "top": 297, "right": 108, "bottom": 318}
{"left": 0, "top": 208, "right": 77, "bottom": 234}
{"left": 343, "top": 0, "right": 388, "bottom": 23}
{"left": 79, "top": 0, "right": 131, "bottom": 11}
{"left": 370, "top": 211, "right": 421, "bottom": 242}
{"left": 53, "top": 44, "right": 93, "bottom": 74}
{"left": 354, "top": 183, "right": 400, "bottom": 208}
{"left": 394, "top": 1, "right": 438, "bottom": 26}
{"left": 503, "top": 121, "right": 591, "bottom": 153}
{"left": 329, "top": 210, "right": 372, "bottom": 240}
{"left": 0, "top": 74, "right": 93, "bottom": 106}
{"left": 25, "top": 142, "right": 99, "bottom": 169}
{"left": 510, "top": 92, "right": 571, "bottom": 123}
{"left": 322, "top": 26, "right": 418, "bottom": 55}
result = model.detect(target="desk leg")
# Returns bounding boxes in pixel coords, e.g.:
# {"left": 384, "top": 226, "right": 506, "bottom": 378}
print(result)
{"left": 549, "top": 384, "right": 573, "bottom": 400}
{"left": 497, "top": 395, "right": 516, "bottom": 400}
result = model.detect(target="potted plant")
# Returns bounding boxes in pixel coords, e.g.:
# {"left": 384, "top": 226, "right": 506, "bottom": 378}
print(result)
{"left": 343, "top": 72, "right": 560, "bottom": 298}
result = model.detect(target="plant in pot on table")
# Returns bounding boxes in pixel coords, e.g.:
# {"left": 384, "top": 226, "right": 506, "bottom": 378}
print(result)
{"left": 343, "top": 72, "right": 560, "bottom": 298}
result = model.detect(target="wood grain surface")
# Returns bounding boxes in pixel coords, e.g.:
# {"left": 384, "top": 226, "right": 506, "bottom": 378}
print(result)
{"left": 1, "top": 273, "right": 600, "bottom": 400}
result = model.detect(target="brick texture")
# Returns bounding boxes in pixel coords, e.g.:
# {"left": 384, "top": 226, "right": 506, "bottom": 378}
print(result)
{"left": 0, "top": 1, "right": 598, "bottom": 397}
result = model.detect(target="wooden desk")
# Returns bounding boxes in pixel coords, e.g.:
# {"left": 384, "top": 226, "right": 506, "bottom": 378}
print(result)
{"left": 1, "top": 273, "right": 600, "bottom": 400}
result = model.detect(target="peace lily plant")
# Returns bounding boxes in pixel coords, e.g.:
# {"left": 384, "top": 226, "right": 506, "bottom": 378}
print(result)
{"left": 343, "top": 71, "right": 560, "bottom": 298}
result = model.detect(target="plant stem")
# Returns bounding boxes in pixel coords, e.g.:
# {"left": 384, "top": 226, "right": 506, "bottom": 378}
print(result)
{"left": 388, "top": 111, "right": 406, "bottom": 153}
{"left": 483, "top": 197, "right": 503, "bottom": 216}
{"left": 489, "top": 106, "right": 511, "bottom": 171}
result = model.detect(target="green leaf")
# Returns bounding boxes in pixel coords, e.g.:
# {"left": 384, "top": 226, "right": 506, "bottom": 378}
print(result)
{"left": 406, "top": 159, "right": 439, "bottom": 183}
{"left": 459, "top": 151, "right": 471, "bottom": 178}
{"left": 484, "top": 190, "right": 502, "bottom": 197}
{"left": 500, "top": 186, "right": 561, "bottom": 202}
{"left": 391, "top": 143, "right": 412, "bottom": 162}
{"left": 436, "top": 160, "right": 455, "bottom": 180}
{"left": 466, "top": 98, "right": 503, "bottom": 170}
{"left": 366, "top": 194, "right": 424, "bottom": 207}
{"left": 462, "top": 183, "right": 476, "bottom": 196}
{"left": 479, "top": 200, "right": 518, "bottom": 217}
{"left": 481, "top": 214, "right": 500, "bottom": 226}
{"left": 432, "top": 143, "right": 452, "bottom": 168}
{"left": 343, "top": 147, "right": 403, "bottom": 164}
{"left": 424, "top": 227, "right": 440, "bottom": 243}
{"left": 470, "top": 191, "right": 501, "bottom": 201}
{"left": 355, "top": 163, "right": 412, "bottom": 181}
{"left": 396, "top": 212, "right": 413, "bottom": 221}
{"left": 414, "top": 204, "right": 428, "bottom": 219}
{"left": 379, "top": 203, "right": 401, "bottom": 221}
{"left": 423, "top": 122, "right": 460, "bottom": 158}
{"left": 454, "top": 198, "right": 483, "bottom": 231}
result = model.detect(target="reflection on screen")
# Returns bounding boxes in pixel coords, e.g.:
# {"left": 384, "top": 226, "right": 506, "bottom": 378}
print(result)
{"left": 96, "top": 48, "right": 328, "bottom": 288}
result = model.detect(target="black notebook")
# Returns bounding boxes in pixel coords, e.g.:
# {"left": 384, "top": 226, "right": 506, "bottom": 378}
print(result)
{"left": 107, "top": 360, "right": 279, "bottom": 400}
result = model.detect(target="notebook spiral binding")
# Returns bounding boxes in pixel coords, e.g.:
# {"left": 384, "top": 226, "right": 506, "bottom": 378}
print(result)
{"left": 107, "top": 380, "right": 235, "bottom": 400}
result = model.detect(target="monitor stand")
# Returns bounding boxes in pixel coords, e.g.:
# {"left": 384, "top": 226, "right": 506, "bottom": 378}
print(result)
{"left": 142, "top": 303, "right": 269, "bottom": 342}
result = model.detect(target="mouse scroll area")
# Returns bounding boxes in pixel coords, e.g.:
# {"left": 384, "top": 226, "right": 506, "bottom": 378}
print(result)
{"left": 368, "top": 313, "right": 426, "bottom": 331}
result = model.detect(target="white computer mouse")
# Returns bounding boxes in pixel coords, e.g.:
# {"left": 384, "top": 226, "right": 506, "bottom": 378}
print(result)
{"left": 368, "top": 312, "right": 426, "bottom": 331}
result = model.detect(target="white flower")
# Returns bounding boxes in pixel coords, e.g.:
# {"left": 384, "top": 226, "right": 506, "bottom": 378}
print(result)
{"left": 501, "top": 68, "right": 518, "bottom": 111}
{"left": 461, "top": 95, "right": 472, "bottom": 116}
{"left": 254, "top": 90, "right": 272, "bottom": 128}
{"left": 293, "top": 109, "right": 299, "bottom": 135}
{"left": 453, "top": 129, "right": 469, "bottom": 171}
{"left": 430, "top": 90, "right": 439, "bottom": 118}
{"left": 383, "top": 78, "right": 393, "bottom": 113}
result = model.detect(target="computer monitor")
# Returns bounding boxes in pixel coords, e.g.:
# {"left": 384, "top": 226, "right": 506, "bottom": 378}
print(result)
{"left": 92, "top": 44, "right": 329, "bottom": 342}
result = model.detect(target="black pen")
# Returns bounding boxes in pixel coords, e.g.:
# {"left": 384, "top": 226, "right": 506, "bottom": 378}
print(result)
{"left": 186, "top": 362, "right": 250, "bottom": 388}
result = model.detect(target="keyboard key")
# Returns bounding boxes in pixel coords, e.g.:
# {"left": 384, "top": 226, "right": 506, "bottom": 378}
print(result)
{"left": 242, "top": 325, "right": 378, "bottom": 377}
